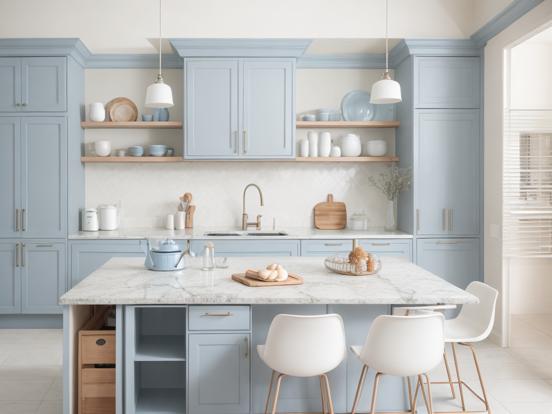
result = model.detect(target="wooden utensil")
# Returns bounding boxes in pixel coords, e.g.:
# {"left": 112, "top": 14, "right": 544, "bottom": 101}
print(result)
{"left": 313, "top": 194, "right": 347, "bottom": 230}
{"left": 105, "top": 97, "right": 138, "bottom": 122}
{"left": 232, "top": 272, "right": 303, "bottom": 287}
{"left": 185, "top": 205, "right": 196, "bottom": 228}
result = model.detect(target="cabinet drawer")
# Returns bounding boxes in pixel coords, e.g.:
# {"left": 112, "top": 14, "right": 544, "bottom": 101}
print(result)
{"left": 82, "top": 367, "right": 115, "bottom": 384}
{"left": 82, "top": 397, "right": 115, "bottom": 414}
{"left": 301, "top": 239, "right": 353, "bottom": 256}
{"left": 189, "top": 306, "right": 250, "bottom": 331}
{"left": 81, "top": 333, "right": 115, "bottom": 364}
{"left": 359, "top": 239, "right": 413, "bottom": 261}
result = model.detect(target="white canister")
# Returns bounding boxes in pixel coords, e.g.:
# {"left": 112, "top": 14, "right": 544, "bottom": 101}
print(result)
{"left": 340, "top": 133, "right": 362, "bottom": 157}
{"left": 94, "top": 140, "right": 111, "bottom": 157}
{"left": 89, "top": 102, "right": 106, "bottom": 122}
{"left": 299, "top": 139, "right": 310, "bottom": 157}
{"left": 319, "top": 131, "right": 332, "bottom": 157}
{"left": 175, "top": 211, "right": 185, "bottom": 230}
{"left": 307, "top": 131, "right": 319, "bottom": 157}
{"left": 98, "top": 204, "right": 119, "bottom": 231}
{"left": 330, "top": 145, "right": 342, "bottom": 157}
{"left": 366, "top": 139, "right": 387, "bottom": 157}
{"left": 165, "top": 214, "right": 175, "bottom": 230}
{"left": 81, "top": 208, "right": 99, "bottom": 231}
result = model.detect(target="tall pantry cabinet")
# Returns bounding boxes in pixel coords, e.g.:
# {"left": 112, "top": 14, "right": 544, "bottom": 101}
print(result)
{"left": 0, "top": 40, "right": 85, "bottom": 321}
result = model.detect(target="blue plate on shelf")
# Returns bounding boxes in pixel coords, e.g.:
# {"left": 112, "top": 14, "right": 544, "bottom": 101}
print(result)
{"left": 341, "top": 90, "right": 377, "bottom": 121}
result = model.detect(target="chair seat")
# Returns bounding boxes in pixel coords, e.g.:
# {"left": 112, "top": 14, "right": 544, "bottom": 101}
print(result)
{"left": 445, "top": 319, "right": 487, "bottom": 343}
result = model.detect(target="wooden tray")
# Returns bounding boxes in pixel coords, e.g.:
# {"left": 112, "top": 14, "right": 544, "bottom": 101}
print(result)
{"left": 232, "top": 272, "right": 303, "bottom": 287}
{"left": 313, "top": 194, "right": 347, "bottom": 230}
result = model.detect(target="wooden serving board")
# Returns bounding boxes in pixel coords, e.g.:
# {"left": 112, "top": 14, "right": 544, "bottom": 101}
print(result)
{"left": 232, "top": 272, "right": 304, "bottom": 287}
{"left": 313, "top": 194, "right": 347, "bottom": 230}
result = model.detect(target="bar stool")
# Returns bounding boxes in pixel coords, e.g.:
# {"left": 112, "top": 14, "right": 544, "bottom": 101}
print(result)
{"left": 350, "top": 313, "right": 445, "bottom": 414}
{"left": 257, "top": 313, "right": 347, "bottom": 414}
{"left": 398, "top": 281, "right": 499, "bottom": 414}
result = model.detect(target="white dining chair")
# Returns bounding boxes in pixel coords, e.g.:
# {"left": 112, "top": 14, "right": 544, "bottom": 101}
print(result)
{"left": 350, "top": 313, "right": 445, "bottom": 414}
{"left": 257, "top": 313, "right": 347, "bottom": 414}
{"left": 397, "top": 281, "right": 499, "bottom": 414}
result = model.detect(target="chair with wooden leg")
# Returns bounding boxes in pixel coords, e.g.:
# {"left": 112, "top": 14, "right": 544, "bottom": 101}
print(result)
{"left": 257, "top": 313, "right": 347, "bottom": 414}
{"left": 350, "top": 313, "right": 445, "bottom": 414}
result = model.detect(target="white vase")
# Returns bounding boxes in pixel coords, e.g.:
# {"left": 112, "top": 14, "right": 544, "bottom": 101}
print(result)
{"left": 330, "top": 145, "right": 341, "bottom": 157}
{"left": 319, "top": 131, "right": 332, "bottom": 157}
{"left": 341, "top": 133, "right": 362, "bottom": 157}
{"left": 299, "top": 139, "right": 309, "bottom": 157}
{"left": 385, "top": 199, "right": 397, "bottom": 231}
{"left": 94, "top": 140, "right": 111, "bottom": 157}
{"left": 89, "top": 102, "right": 106, "bottom": 122}
{"left": 307, "top": 131, "right": 318, "bottom": 157}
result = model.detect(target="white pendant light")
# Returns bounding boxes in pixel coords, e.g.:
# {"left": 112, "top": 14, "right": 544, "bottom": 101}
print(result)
{"left": 371, "top": 0, "right": 401, "bottom": 104}
{"left": 145, "top": 0, "right": 174, "bottom": 108}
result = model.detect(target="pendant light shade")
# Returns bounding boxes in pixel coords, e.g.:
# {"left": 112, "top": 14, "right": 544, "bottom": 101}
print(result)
{"left": 370, "top": 0, "right": 401, "bottom": 104}
{"left": 145, "top": 0, "right": 174, "bottom": 109}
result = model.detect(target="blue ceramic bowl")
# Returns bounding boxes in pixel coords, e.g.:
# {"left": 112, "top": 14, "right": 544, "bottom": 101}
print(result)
{"left": 148, "top": 144, "right": 167, "bottom": 157}
{"left": 128, "top": 146, "right": 144, "bottom": 157}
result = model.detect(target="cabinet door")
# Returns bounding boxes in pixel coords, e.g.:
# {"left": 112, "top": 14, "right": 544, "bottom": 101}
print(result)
{"left": 21, "top": 117, "right": 67, "bottom": 238}
{"left": 416, "top": 238, "right": 480, "bottom": 289}
{"left": 415, "top": 57, "right": 480, "bottom": 109}
{"left": 0, "top": 58, "right": 21, "bottom": 111}
{"left": 416, "top": 110, "right": 480, "bottom": 236}
{"left": 190, "top": 239, "right": 299, "bottom": 257}
{"left": 359, "top": 239, "right": 413, "bottom": 261}
{"left": 70, "top": 241, "right": 144, "bottom": 286}
{"left": 21, "top": 57, "right": 67, "bottom": 112}
{"left": 0, "top": 242, "right": 20, "bottom": 314}
{"left": 188, "top": 333, "right": 250, "bottom": 414}
{"left": 185, "top": 59, "right": 239, "bottom": 158}
{"left": 21, "top": 241, "right": 65, "bottom": 314}
{"left": 241, "top": 59, "right": 294, "bottom": 158}
{"left": 0, "top": 118, "right": 21, "bottom": 237}
{"left": 301, "top": 239, "right": 352, "bottom": 256}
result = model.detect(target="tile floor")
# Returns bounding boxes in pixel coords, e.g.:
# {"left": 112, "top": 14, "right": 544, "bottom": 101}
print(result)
{"left": 0, "top": 315, "right": 550, "bottom": 413}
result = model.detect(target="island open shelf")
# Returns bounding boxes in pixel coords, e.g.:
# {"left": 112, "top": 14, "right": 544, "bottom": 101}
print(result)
{"left": 81, "top": 121, "right": 183, "bottom": 129}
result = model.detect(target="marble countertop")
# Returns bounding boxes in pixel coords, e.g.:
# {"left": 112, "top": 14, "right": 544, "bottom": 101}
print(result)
{"left": 60, "top": 256, "right": 476, "bottom": 305}
{"left": 68, "top": 227, "right": 413, "bottom": 240}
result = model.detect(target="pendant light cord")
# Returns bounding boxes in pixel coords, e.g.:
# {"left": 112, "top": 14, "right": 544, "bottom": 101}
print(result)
{"left": 158, "top": 0, "right": 162, "bottom": 78}
{"left": 385, "top": 0, "right": 389, "bottom": 72}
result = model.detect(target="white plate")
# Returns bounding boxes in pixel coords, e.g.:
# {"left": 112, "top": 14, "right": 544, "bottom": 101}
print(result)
{"left": 341, "top": 90, "right": 377, "bottom": 121}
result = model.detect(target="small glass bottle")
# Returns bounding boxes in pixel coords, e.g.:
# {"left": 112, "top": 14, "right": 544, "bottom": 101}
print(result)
{"left": 202, "top": 242, "right": 215, "bottom": 270}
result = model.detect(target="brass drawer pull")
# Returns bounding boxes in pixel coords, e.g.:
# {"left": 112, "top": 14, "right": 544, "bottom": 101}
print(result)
{"left": 96, "top": 338, "right": 107, "bottom": 346}
{"left": 201, "top": 312, "right": 233, "bottom": 317}
{"left": 323, "top": 243, "right": 343, "bottom": 247}
{"left": 36, "top": 244, "right": 53, "bottom": 248}
{"left": 371, "top": 243, "right": 390, "bottom": 247}
{"left": 436, "top": 241, "right": 459, "bottom": 245}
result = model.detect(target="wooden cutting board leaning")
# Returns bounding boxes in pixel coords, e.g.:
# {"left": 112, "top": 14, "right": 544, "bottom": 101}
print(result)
{"left": 313, "top": 193, "right": 347, "bottom": 229}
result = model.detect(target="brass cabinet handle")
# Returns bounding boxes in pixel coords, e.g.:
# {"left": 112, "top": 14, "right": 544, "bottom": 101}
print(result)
{"left": 35, "top": 244, "right": 53, "bottom": 248}
{"left": 436, "top": 240, "right": 459, "bottom": 245}
{"left": 448, "top": 209, "right": 453, "bottom": 232}
{"left": 15, "top": 209, "right": 20, "bottom": 232}
{"left": 21, "top": 209, "right": 26, "bottom": 231}
{"left": 244, "top": 336, "right": 249, "bottom": 358}
{"left": 442, "top": 208, "right": 447, "bottom": 232}
{"left": 371, "top": 242, "right": 390, "bottom": 247}
{"left": 243, "top": 130, "right": 248, "bottom": 154}
{"left": 21, "top": 244, "right": 25, "bottom": 267}
{"left": 201, "top": 312, "right": 233, "bottom": 317}
{"left": 15, "top": 103, "right": 21, "bottom": 107}
{"left": 96, "top": 338, "right": 107, "bottom": 346}
{"left": 233, "top": 131, "right": 238, "bottom": 154}
{"left": 22, "top": 102, "right": 27, "bottom": 107}
{"left": 324, "top": 242, "right": 344, "bottom": 247}
{"left": 15, "top": 243, "right": 20, "bottom": 267}
{"left": 416, "top": 209, "right": 420, "bottom": 232}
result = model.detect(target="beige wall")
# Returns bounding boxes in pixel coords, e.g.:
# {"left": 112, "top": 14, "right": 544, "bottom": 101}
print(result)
{"left": 471, "top": 0, "right": 514, "bottom": 33}
{"left": 484, "top": 0, "right": 552, "bottom": 343}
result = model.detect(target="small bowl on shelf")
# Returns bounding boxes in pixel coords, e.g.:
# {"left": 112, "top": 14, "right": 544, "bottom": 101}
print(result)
{"left": 128, "top": 146, "right": 144, "bottom": 157}
{"left": 142, "top": 114, "right": 153, "bottom": 122}
{"left": 301, "top": 114, "right": 316, "bottom": 122}
{"left": 148, "top": 144, "right": 167, "bottom": 157}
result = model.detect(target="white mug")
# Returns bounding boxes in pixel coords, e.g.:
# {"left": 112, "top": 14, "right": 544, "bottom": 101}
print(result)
{"left": 94, "top": 140, "right": 111, "bottom": 157}
{"left": 89, "top": 102, "right": 106, "bottom": 122}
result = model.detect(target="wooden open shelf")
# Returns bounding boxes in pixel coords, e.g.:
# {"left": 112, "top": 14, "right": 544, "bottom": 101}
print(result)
{"left": 81, "top": 121, "right": 183, "bottom": 129}
{"left": 295, "top": 156, "right": 398, "bottom": 163}
{"left": 81, "top": 156, "right": 183, "bottom": 163}
{"left": 296, "top": 121, "right": 400, "bottom": 128}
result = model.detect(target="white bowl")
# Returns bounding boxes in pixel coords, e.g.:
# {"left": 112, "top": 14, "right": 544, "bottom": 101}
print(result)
{"left": 366, "top": 140, "right": 387, "bottom": 157}
{"left": 94, "top": 140, "right": 111, "bottom": 157}
{"left": 341, "top": 133, "right": 362, "bottom": 157}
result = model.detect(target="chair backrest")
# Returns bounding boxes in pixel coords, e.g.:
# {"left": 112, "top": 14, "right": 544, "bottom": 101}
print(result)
{"left": 263, "top": 313, "right": 347, "bottom": 377}
{"left": 360, "top": 313, "right": 444, "bottom": 377}
{"left": 456, "top": 281, "right": 499, "bottom": 341}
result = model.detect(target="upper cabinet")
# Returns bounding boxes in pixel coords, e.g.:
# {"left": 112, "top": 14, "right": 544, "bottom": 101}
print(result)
{"left": 0, "top": 57, "right": 66, "bottom": 112}
{"left": 414, "top": 57, "right": 480, "bottom": 109}
{"left": 184, "top": 58, "right": 295, "bottom": 159}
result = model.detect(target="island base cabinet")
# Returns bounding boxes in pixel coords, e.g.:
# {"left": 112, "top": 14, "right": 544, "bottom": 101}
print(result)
{"left": 188, "top": 333, "right": 250, "bottom": 414}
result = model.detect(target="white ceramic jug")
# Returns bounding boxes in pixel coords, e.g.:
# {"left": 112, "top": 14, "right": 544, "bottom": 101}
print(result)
{"left": 98, "top": 204, "right": 119, "bottom": 231}
{"left": 89, "top": 102, "right": 106, "bottom": 122}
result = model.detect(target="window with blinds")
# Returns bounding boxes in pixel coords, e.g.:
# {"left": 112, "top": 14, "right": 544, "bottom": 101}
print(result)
{"left": 504, "top": 110, "right": 552, "bottom": 257}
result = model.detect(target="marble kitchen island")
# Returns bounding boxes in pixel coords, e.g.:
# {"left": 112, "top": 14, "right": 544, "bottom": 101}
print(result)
{"left": 61, "top": 257, "right": 477, "bottom": 414}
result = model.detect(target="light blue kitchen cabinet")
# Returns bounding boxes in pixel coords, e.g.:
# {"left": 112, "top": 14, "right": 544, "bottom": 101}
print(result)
{"left": 190, "top": 239, "right": 299, "bottom": 257}
{"left": 241, "top": 59, "right": 294, "bottom": 158}
{"left": 184, "top": 58, "right": 295, "bottom": 159}
{"left": 415, "top": 57, "right": 480, "bottom": 109}
{"left": 185, "top": 59, "right": 239, "bottom": 158}
{"left": 188, "top": 333, "right": 250, "bottom": 414}
{"left": 70, "top": 240, "right": 144, "bottom": 286}
{"left": 415, "top": 110, "right": 480, "bottom": 236}
{"left": 21, "top": 241, "right": 65, "bottom": 314}
{"left": 21, "top": 117, "right": 67, "bottom": 238}
{"left": 0, "top": 57, "right": 66, "bottom": 112}
{"left": 0, "top": 118, "right": 20, "bottom": 237}
{"left": 300, "top": 239, "right": 352, "bottom": 256}
{"left": 416, "top": 238, "right": 480, "bottom": 289}
{"left": 0, "top": 58, "right": 20, "bottom": 111}
{"left": 0, "top": 241, "right": 20, "bottom": 314}
{"left": 359, "top": 239, "right": 413, "bottom": 261}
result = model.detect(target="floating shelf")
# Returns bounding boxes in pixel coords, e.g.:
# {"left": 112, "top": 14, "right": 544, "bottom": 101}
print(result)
{"left": 81, "top": 121, "right": 183, "bottom": 129}
{"left": 81, "top": 156, "right": 183, "bottom": 163}
{"left": 296, "top": 121, "right": 400, "bottom": 128}
{"left": 295, "top": 156, "right": 399, "bottom": 163}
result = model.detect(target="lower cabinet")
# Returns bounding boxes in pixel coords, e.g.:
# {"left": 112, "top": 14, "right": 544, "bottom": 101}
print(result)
{"left": 69, "top": 240, "right": 144, "bottom": 287}
{"left": 301, "top": 239, "right": 413, "bottom": 261}
{"left": 0, "top": 240, "right": 65, "bottom": 314}
{"left": 188, "top": 333, "right": 251, "bottom": 414}
{"left": 191, "top": 239, "right": 299, "bottom": 257}
{"left": 416, "top": 238, "right": 480, "bottom": 289}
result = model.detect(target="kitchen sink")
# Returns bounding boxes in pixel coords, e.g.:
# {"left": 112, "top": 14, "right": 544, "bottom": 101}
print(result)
{"left": 204, "top": 231, "right": 288, "bottom": 237}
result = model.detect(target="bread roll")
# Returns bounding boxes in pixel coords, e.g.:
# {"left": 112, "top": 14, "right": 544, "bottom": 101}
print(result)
{"left": 275, "top": 268, "right": 288, "bottom": 281}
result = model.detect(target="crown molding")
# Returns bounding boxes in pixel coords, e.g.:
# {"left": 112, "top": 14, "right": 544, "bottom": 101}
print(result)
{"left": 297, "top": 53, "right": 385, "bottom": 69}
{"left": 0, "top": 38, "right": 91, "bottom": 66}
{"left": 471, "top": 0, "right": 545, "bottom": 47}
{"left": 170, "top": 38, "right": 311, "bottom": 58}
{"left": 390, "top": 39, "right": 481, "bottom": 66}
{"left": 86, "top": 53, "right": 182, "bottom": 69}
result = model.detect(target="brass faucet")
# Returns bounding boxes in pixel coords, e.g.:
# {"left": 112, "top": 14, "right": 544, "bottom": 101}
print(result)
{"left": 242, "top": 183, "right": 264, "bottom": 230}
